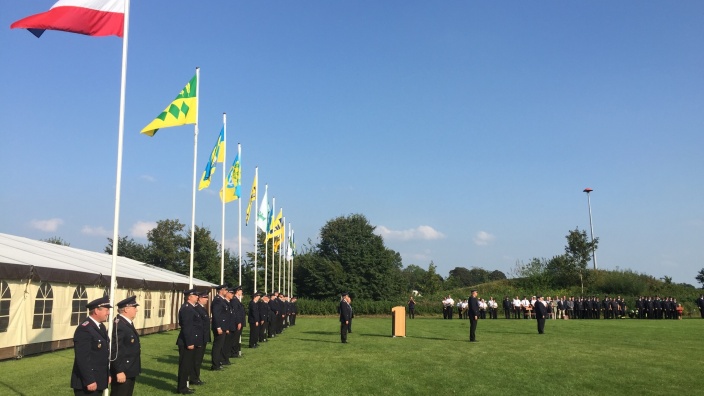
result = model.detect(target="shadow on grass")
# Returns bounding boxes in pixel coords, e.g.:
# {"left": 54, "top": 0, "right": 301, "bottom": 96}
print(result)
{"left": 291, "top": 337, "right": 343, "bottom": 344}
{"left": 301, "top": 330, "right": 338, "bottom": 335}
{"left": 0, "top": 380, "right": 26, "bottom": 396}
{"left": 139, "top": 367, "right": 176, "bottom": 391}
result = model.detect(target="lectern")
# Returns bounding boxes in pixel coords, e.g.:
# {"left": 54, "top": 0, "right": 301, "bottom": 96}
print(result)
{"left": 391, "top": 306, "right": 406, "bottom": 337}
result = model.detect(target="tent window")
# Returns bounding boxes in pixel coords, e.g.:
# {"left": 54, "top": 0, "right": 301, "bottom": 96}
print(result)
{"left": 71, "top": 285, "right": 88, "bottom": 326}
{"left": 32, "top": 282, "right": 53, "bottom": 329}
{"left": 144, "top": 291, "right": 152, "bottom": 319}
{"left": 0, "top": 281, "right": 10, "bottom": 332}
{"left": 158, "top": 291, "right": 166, "bottom": 318}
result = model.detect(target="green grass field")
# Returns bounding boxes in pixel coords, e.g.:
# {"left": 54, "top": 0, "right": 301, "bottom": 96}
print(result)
{"left": 1, "top": 317, "right": 702, "bottom": 395}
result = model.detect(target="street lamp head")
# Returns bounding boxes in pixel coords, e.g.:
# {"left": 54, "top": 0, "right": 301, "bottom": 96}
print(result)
{"left": 583, "top": 188, "right": 593, "bottom": 193}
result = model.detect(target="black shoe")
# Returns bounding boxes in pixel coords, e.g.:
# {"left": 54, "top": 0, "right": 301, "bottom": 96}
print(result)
{"left": 210, "top": 366, "right": 223, "bottom": 371}
{"left": 470, "top": 340, "right": 478, "bottom": 342}
{"left": 250, "top": 345, "right": 258, "bottom": 349}
{"left": 341, "top": 341, "right": 347, "bottom": 344}
{"left": 178, "top": 389, "right": 195, "bottom": 394}
{"left": 222, "top": 361, "right": 231, "bottom": 365}
{"left": 192, "top": 380, "right": 206, "bottom": 385}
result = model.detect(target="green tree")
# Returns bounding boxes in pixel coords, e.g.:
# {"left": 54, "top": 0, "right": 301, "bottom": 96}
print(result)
{"left": 696, "top": 268, "right": 704, "bottom": 287}
{"left": 190, "top": 225, "right": 221, "bottom": 284}
{"left": 293, "top": 254, "right": 345, "bottom": 299}
{"left": 488, "top": 270, "right": 507, "bottom": 281}
{"left": 401, "top": 264, "right": 428, "bottom": 292}
{"left": 447, "top": 267, "right": 473, "bottom": 287}
{"left": 515, "top": 258, "right": 552, "bottom": 291}
{"left": 147, "top": 219, "right": 188, "bottom": 274}
{"left": 562, "top": 227, "right": 598, "bottom": 287}
{"left": 104, "top": 235, "right": 149, "bottom": 262}
{"left": 41, "top": 236, "right": 70, "bottom": 246}
{"left": 317, "top": 214, "right": 404, "bottom": 300}
{"left": 418, "top": 261, "right": 443, "bottom": 295}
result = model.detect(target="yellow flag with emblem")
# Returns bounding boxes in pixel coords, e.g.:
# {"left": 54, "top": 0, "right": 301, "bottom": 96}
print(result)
{"left": 141, "top": 74, "right": 197, "bottom": 136}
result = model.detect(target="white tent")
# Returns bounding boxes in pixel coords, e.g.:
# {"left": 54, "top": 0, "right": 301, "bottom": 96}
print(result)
{"left": 0, "top": 233, "right": 215, "bottom": 360}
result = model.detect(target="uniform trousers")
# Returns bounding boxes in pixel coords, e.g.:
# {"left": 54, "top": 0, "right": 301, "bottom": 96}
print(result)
{"left": 177, "top": 345, "right": 195, "bottom": 392}
{"left": 110, "top": 377, "right": 136, "bottom": 396}
{"left": 211, "top": 332, "right": 225, "bottom": 368}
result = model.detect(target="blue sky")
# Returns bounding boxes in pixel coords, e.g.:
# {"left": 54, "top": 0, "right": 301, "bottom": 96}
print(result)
{"left": 2, "top": 1, "right": 703, "bottom": 285}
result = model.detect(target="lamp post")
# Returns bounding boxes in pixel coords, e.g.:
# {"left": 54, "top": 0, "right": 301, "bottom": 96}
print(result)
{"left": 583, "top": 188, "right": 597, "bottom": 270}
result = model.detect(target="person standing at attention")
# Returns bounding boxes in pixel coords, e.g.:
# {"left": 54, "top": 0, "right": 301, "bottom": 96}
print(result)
{"left": 110, "top": 296, "right": 141, "bottom": 396}
{"left": 534, "top": 295, "right": 547, "bottom": 334}
{"left": 339, "top": 292, "right": 352, "bottom": 343}
{"left": 468, "top": 290, "right": 480, "bottom": 342}
{"left": 71, "top": 296, "right": 112, "bottom": 395}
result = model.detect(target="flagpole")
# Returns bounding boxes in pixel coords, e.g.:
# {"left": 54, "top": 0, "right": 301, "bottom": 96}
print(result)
{"left": 280, "top": 216, "right": 285, "bottom": 294}
{"left": 268, "top": 197, "right": 275, "bottom": 294}
{"left": 106, "top": 1, "right": 130, "bottom": 395}
{"left": 189, "top": 66, "right": 200, "bottom": 289}
{"left": 238, "top": 143, "right": 242, "bottom": 285}
{"left": 253, "top": 168, "right": 258, "bottom": 293}
{"left": 220, "top": 112, "right": 226, "bottom": 285}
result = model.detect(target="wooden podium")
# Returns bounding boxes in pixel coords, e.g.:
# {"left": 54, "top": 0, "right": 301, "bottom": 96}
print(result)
{"left": 391, "top": 306, "right": 406, "bottom": 337}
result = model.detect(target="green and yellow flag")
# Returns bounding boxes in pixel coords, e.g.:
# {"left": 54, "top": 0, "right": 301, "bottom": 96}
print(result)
{"left": 245, "top": 176, "right": 257, "bottom": 225}
{"left": 141, "top": 74, "right": 198, "bottom": 136}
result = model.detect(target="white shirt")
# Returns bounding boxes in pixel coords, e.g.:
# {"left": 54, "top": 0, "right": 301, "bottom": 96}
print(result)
{"left": 513, "top": 298, "right": 521, "bottom": 307}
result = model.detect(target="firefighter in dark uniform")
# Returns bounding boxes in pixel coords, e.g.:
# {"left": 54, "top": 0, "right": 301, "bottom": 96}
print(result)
{"left": 192, "top": 292, "right": 210, "bottom": 385}
{"left": 110, "top": 296, "right": 141, "bottom": 396}
{"left": 222, "top": 288, "right": 237, "bottom": 365}
{"left": 290, "top": 297, "right": 298, "bottom": 326}
{"left": 248, "top": 292, "right": 262, "bottom": 348}
{"left": 260, "top": 294, "right": 272, "bottom": 342}
{"left": 230, "top": 286, "right": 246, "bottom": 358}
{"left": 71, "top": 296, "right": 112, "bottom": 395}
{"left": 210, "top": 285, "right": 229, "bottom": 370}
{"left": 176, "top": 289, "right": 203, "bottom": 395}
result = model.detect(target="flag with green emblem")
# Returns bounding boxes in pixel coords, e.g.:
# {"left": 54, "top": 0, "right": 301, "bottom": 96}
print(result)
{"left": 141, "top": 74, "right": 198, "bottom": 136}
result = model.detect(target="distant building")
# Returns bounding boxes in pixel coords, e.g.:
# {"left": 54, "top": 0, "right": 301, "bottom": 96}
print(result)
{"left": 0, "top": 233, "right": 214, "bottom": 360}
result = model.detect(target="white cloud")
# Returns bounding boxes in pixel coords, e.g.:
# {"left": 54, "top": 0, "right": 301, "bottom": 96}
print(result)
{"left": 81, "top": 225, "right": 110, "bottom": 237}
{"left": 30, "top": 218, "right": 64, "bottom": 232}
{"left": 130, "top": 221, "right": 157, "bottom": 239}
{"left": 376, "top": 225, "right": 445, "bottom": 241}
{"left": 140, "top": 175, "right": 156, "bottom": 182}
{"left": 473, "top": 231, "right": 496, "bottom": 246}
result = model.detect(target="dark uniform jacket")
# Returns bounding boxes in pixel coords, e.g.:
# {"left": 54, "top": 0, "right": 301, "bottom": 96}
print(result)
{"left": 195, "top": 303, "right": 211, "bottom": 343}
{"left": 534, "top": 300, "right": 547, "bottom": 319}
{"left": 468, "top": 297, "right": 480, "bottom": 318}
{"left": 259, "top": 299, "right": 272, "bottom": 323}
{"left": 71, "top": 317, "right": 110, "bottom": 390}
{"left": 177, "top": 302, "right": 203, "bottom": 348}
{"left": 231, "top": 296, "right": 246, "bottom": 328}
{"left": 110, "top": 314, "right": 141, "bottom": 379}
{"left": 211, "top": 295, "right": 230, "bottom": 333}
{"left": 248, "top": 299, "right": 260, "bottom": 326}
{"left": 339, "top": 300, "right": 352, "bottom": 323}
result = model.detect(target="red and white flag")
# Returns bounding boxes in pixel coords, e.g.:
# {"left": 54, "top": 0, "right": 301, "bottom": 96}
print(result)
{"left": 11, "top": 0, "right": 125, "bottom": 38}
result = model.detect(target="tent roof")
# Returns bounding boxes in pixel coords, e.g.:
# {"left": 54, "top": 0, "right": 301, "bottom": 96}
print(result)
{"left": 0, "top": 233, "right": 214, "bottom": 291}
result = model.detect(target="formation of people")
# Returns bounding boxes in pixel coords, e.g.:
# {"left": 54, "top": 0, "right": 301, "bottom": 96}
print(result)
{"left": 69, "top": 286, "right": 298, "bottom": 395}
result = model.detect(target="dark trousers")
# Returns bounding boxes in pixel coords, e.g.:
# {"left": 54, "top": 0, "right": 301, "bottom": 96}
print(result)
{"left": 290, "top": 314, "right": 297, "bottom": 325}
{"left": 348, "top": 318, "right": 353, "bottom": 333}
{"left": 193, "top": 343, "right": 206, "bottom": 380}
{"left": 177, "top": 345, "right": 195, "bottom": 392}
{"left": 74, "top": 390, "right": 105, "bottom": 396}
{"left": 469, "top": 317, "right": 478, "bottom": 341}
{"left": 110, "top": 377, "right": 136, "bottom": 396}
{"left": 223, "top": 331, "right": 235, "bottom": 360}
{"left": 504, "top": 308, "right": 510, "bottom": 319}
{"left": 231, "top": 327, "right": 243, "bottom": 356}
{"left": 249, "top": 324, "right": 258, "bottom": 347}
{"left": 211, "top": 332, "right": 225, "bottom": 368}
{"left": 409, "top": 308, "right": 415, "bottom": 319}
{"left": 537, "top": 317, "right": 545, "bottom": 334}
{"left": 341, "top": 322, "right": 348, "bottom": 343}
{"left": 260, "top": 321, "right": 268, "bottom": 342}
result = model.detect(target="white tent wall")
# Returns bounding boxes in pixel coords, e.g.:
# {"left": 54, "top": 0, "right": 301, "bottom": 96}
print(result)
{"left": 0, "top": 234, "right": 215, "bottom": 360}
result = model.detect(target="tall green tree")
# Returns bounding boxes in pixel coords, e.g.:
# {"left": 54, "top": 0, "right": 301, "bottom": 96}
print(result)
{"left": 402, "top": 264, "right": 428, "bottom": 292}
{"left": 562, "top": 227, "right": 598, "bottom": 287}
{"left": 488, "top": 270, "right": 507, "bottom": 281}
{"left": 190, "top": 225, "right": 221, "bottom": 284}
{"left": 104, "top": 235, "right": 149, "bottom": 263}
{"left": 147, "top": 219, "right": 188, "bottom": 274}
{"left": 696, "top": 268, "right": 704, "bottom": 287}
{"left": 418, "top": 261, "right": 443, "bottom": 295}
{"left": 317, "top": 214, "right": 404, "bottom": 300}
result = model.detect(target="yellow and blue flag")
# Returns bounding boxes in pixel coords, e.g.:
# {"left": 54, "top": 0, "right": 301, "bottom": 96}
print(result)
{"left": 220, "top": 154, "right": 241, "bottom": 203}
{"left": 198, "top": 127, "right": 225, "bottom": 190}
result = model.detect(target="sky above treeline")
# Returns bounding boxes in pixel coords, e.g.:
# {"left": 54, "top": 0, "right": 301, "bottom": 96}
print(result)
{"left": 2, "top": 1, "right": 703, "bottom": 285}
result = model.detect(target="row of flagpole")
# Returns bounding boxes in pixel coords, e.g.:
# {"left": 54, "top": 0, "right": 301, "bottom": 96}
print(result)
{"left": 10, "top": 3, "right": 297, "bottom": 396}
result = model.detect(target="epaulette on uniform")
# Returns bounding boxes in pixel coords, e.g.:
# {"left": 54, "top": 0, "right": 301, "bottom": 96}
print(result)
{"left": 81, "top": 320, "right": 90, "bottom": 326}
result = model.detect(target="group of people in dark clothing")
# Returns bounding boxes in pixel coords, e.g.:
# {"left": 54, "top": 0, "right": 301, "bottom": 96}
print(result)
{"left": 176, "top": 285, "right": 298, "bottom": 394}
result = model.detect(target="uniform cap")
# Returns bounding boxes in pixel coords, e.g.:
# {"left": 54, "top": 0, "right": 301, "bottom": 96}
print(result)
{"left": 215, "top": 284, "right": 228, "bottom": 291}
{"left": 86, "top": 296, "right": 112, "bottom": 309}
{"left": 116, "top": 295, "right": 139, "bottom": 308}
{"left": 183, "top": 288, "right": 199, "bottom": 296}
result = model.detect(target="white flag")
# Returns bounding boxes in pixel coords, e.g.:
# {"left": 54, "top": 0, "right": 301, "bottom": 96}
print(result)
{"left": 256, "top": 186, "right": 269, "bottom": 232}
